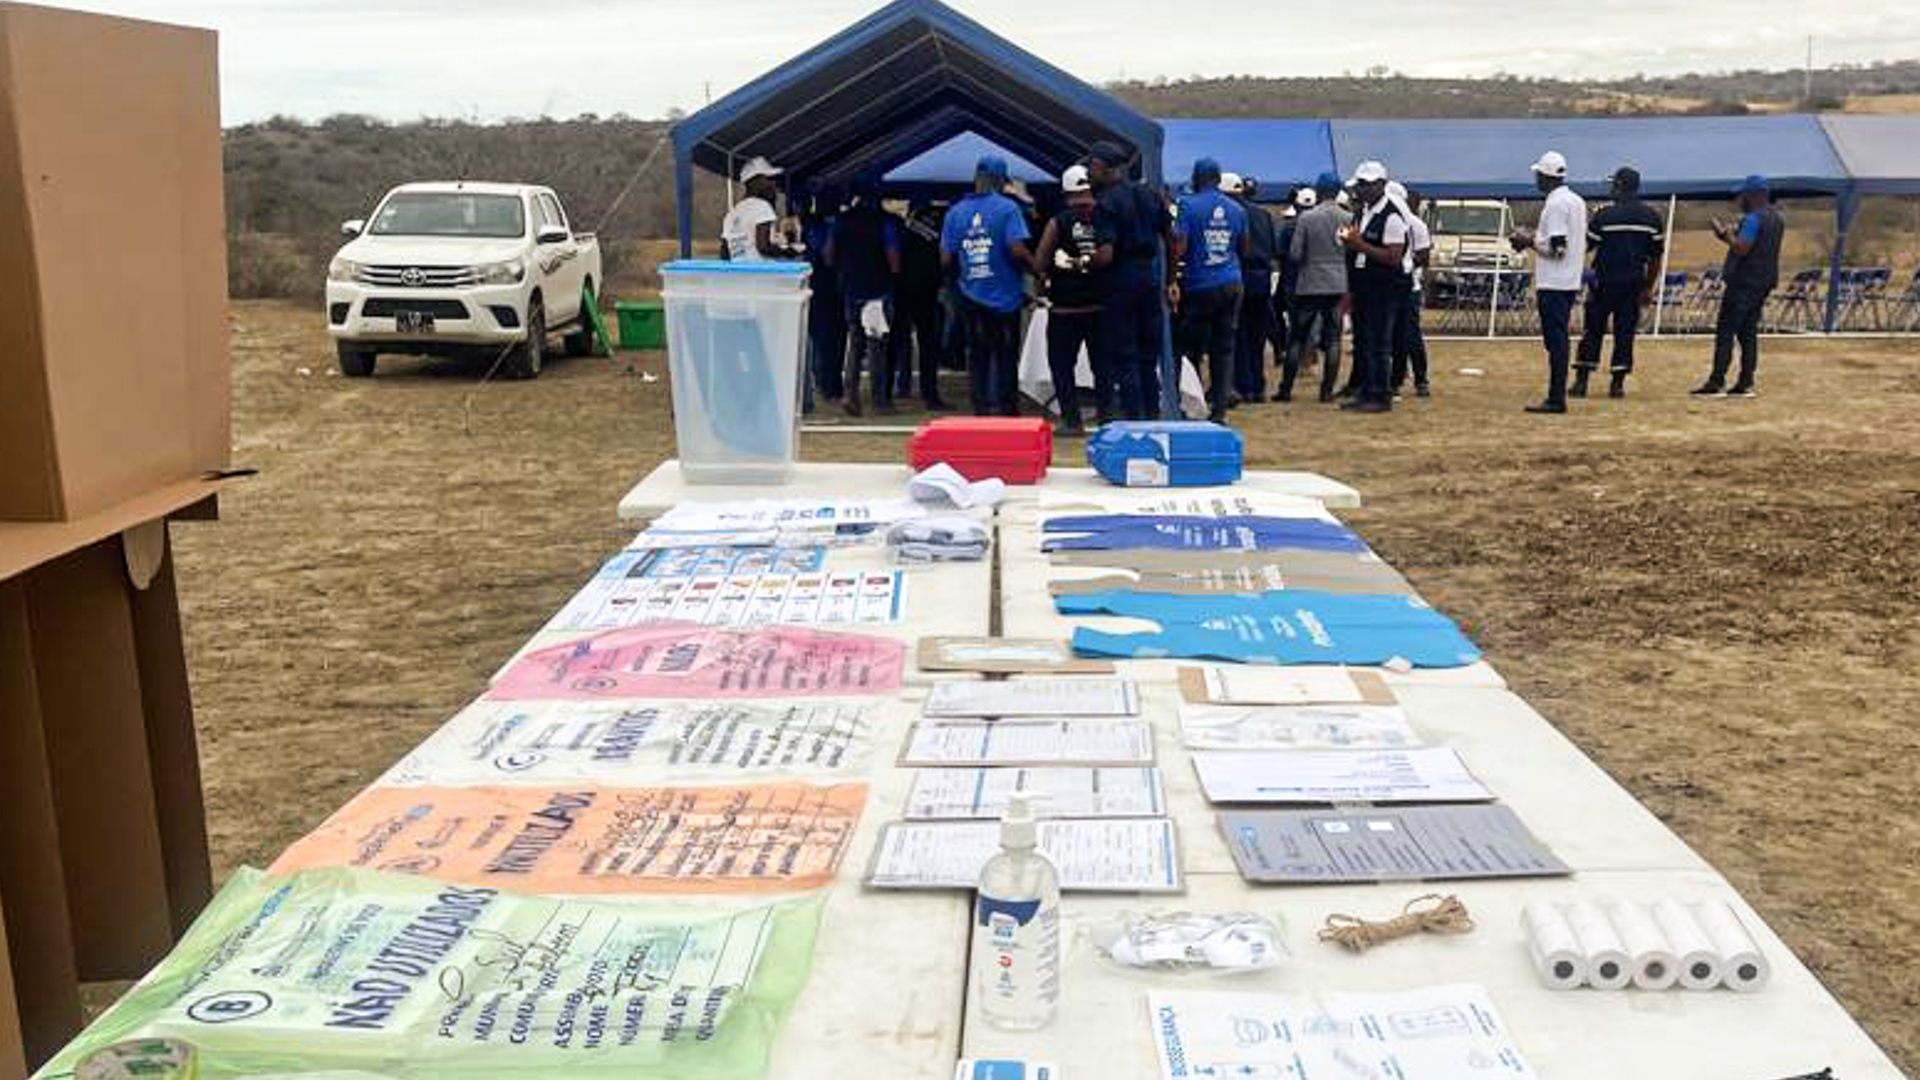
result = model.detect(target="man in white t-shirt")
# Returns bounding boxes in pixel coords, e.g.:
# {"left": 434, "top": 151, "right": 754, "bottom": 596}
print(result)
{"left": 721, "top": 156, "right": 800, "bottom": 262}
{"left": 1511, "top": 150, "right": 1588, "bottom": 414}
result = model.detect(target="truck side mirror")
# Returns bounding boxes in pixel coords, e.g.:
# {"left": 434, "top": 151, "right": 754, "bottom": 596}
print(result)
{"left": 536, "top": 224, "right": 569, "bottom": 245}
{"left": 341, "top": 219, "right": 364, "bottom": 238}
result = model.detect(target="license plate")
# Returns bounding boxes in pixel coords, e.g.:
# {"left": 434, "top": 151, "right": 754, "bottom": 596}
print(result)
{"left": 396, "top": 311, "right": 434, "bottom": 333}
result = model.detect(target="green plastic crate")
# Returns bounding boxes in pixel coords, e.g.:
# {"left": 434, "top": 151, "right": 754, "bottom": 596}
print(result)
{"left": 615, "top": 300, "right": 666, "bottom": 350}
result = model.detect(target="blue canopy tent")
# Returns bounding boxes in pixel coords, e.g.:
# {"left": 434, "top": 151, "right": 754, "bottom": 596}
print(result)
{"left": 1329, "top": 115, "right": 1849, "bottom": 200}
{"left": 1327, "top": 115, "right": 1861, "bottom": 329}
{"left": 1161, "top": 119, "right": 1336, "bottom": 203}
{"left": 669, "top": 0, "right": 1178, "bottom": 414}
{"left": 669, "top": 0, "right": 1164, "bottom": 255}
{"left": 881, "top": 131, "right": 1052, "bottom": 191}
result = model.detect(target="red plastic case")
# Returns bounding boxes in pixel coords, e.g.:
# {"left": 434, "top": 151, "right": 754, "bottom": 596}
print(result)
{"left": 907, "top": 417, "right": 1054, "bottom": 485}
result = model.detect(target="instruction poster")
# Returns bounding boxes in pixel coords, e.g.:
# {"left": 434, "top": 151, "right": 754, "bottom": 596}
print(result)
{"left": 903, "top": 767, "right": 1166, "bottom": 819}
{"left": 271, "top": 782, "right": 869, "bottom": 894}
{"left": 381, "top": 699, "right": 876, "bottom": 785}
{"left": 1147, "top": 984, "right": 1540, "bottom": 1080}
{"left": 29, "top": 866, "right": 825, "bottom": 1080}
{"left": 489, "top": 623, "right": 906, "bottom": 700}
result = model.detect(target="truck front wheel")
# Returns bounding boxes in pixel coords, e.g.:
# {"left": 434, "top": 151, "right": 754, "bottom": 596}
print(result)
{"left": 337, "top": 343, "right": 376, "bottom": 377}
{"left": 562, "top": 284, "right": 596, "bottom": 357}
{"left": 504, "top": 303, "right": 545, "bottom": 379}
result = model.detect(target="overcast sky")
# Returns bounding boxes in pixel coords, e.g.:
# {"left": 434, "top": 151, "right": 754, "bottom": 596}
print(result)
{"left": 58, "top": 1, "right": 1920, "bottom": 124}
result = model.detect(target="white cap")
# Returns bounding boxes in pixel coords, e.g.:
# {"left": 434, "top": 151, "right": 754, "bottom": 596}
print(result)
{"left": 1532, "top": 150, "right": 1568, "bottom": 178}
{"left": 1350, "top": 160, "right": 1388, "bottom": 184}
{"left": 1001, "top": 792, "right": 1040, "bottom": 849}
{"left": 739, "top": 155, "right": 783, "bottom": 183}
{"left": 1061, "top": 164, "right": 1092, "bottom": 193}
{"left": 1293, "top": 187, "right": 1318, "bottom": 209}
{"left": 1220, "top": 172, "right": 1245, "bottom": 195}
{"left": 1385, "top": 180, "right": 1408, "bottom": 201}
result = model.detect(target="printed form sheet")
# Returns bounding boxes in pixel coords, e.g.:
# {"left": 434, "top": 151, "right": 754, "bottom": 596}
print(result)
{"left": 901, "top": 721, "right": 1157, "bottom": 765}
{"left": 868, "top": 818, "right": 1182, "bottom": 892}
{"left": 903, "top": 767, "right": 1166, "bottom": 819}
{"left": 1148, "top": 984, "right": 1540, "bottom": 1080}
{"left": 924, "top": 677, "right": 1141, "bottom": 718}
{"left": 1190, "top": 748, "right": 1490, "bottom": 804}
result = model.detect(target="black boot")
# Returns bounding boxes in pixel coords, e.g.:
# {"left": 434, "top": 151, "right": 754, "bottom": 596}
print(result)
{"left": 1609, "top": 371, "right": 1627, "bottom": 399}
{"left": 1569, "top": 369, "right": 1590, "bottom": 398}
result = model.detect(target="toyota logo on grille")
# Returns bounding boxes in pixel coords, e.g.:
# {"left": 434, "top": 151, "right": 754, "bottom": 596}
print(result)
{"left": 400, "top": 267, "right": 425, "bottom": 287}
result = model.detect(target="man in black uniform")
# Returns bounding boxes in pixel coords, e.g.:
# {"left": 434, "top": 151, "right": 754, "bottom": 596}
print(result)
{"left": 1034, "top": 164, "right": 1117, "bottom": 436}
{"left": 1337, "top": 161, "right": 1409, "bottom": 415}
{"left": 1228, "top": 174, "right": 1278, "bottom": 404}
{"left": 1085, "top": 140, "right": 1173, "bottom": 420}
{"left": 1694, "top": 175, "right": 1784, "bottom": 398}
{"left": 896, "top": 201, "right": 955, "bottom": 411}
{"left": 1574, "top": 166, "right": 1665, "bottom": 399}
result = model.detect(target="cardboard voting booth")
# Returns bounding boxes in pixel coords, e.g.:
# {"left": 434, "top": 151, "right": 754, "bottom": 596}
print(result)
{"left": 0, "top": 4, "right": 228, "bottom": 1068}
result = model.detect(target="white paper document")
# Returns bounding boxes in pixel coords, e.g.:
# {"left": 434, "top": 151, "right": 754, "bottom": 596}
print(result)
{"left": 1193, "top": 666, "right": 1371, "bottom": 705}
{"left": 1191, "top": 748, "right": 1490, "bottom": 804}
{"left": 1147, "top": 984, "right": 1540, "bottom": 1080}
{"left": 869, "top": 818, "right": 1183, "bottom": 891}
{"left": 903, "top": 767, "right": 1166, "bottom": 819}
{"left": 651, "top": 497, "right": 927, "bottom": 534}
{"left": 1179, "top": 704, "right": 1420, "bottom": 750}
{"left": 379, "top": 698, "right": 876, "bottom": 784}
{"left": 925, "top": 677, "right": 1140, "bottom": 718}
{"left": 901, "top": 721, "right": 1156, "bottom": 765}
{"left": 1039, "top": 491, "right": 1335, "bottom": 522}
{"left": 546, "top": 569, "right": 906, "bottom": 630}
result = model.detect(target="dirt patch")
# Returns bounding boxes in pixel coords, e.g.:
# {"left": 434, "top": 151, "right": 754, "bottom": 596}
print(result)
{"left": 173, "top": 304, "right": 1919, "bottom": 1069}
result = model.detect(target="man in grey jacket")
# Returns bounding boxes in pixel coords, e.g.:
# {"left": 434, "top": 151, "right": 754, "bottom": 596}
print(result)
{"left": 1279, "top": 171, "right": 1351, "bottom": 402}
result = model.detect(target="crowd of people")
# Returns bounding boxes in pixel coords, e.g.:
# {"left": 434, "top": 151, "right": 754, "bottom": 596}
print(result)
{"left": 717, "top": 142, "right": 1787, "bottom": 431}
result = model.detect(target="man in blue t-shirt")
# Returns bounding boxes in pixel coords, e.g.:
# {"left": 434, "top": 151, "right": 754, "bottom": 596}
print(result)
{"left": 1172, "top": 158, "right": 1250, "bottom": 423}
{"left": 1695, "top": 174, "right": 1785, "bottom": 398}
{"left": 941, "top": 156, "right": 1034, "bottom": 415}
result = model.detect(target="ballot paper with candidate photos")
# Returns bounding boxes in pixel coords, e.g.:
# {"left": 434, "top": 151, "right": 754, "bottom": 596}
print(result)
{"left": 1147, "top": 984, "right": 1540, "bottom": 1080}
{"left": 379, "top": 698, "right": 879, "bottom": 785}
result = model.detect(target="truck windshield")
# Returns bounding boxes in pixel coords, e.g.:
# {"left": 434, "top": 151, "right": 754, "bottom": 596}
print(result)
{"left": 1430, "top": 205, "right": 1505, "bottom": 235}
{"left": 370, "top": 193, "right": 526, "bottom": 238}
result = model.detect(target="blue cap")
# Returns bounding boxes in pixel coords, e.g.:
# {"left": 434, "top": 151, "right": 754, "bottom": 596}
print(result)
{"left": 1192, "top": 157, "right": 1222, "bottom": 182}
{"left": 1315, "top": 170, "right": 1342, "bottom": 193}
{"left": 976, "top": 155, "right": 1010, "bottom": 181}
{"left": 1737, "top": 174, "right": 1770, "bottom": 195}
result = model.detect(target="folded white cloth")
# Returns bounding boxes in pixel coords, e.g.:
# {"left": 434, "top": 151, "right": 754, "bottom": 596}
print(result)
{"left": 860, "top": 299, "right": 890, "bottom": 338}
{"left": 886, "top": 515, "right": 991, "bottom": 563}
{"left": 908, "top": 463, "right": 1006, "bottom": 509}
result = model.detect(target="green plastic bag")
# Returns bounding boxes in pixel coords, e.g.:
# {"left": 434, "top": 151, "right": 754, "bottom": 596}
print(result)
{"left": 35, "top": 867, "right": 824, "bottom": 1080}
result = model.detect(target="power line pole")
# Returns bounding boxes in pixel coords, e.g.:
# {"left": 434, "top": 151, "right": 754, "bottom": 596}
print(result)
{"left": 1804, "top": 36, "right": 1813, "bottom": 105}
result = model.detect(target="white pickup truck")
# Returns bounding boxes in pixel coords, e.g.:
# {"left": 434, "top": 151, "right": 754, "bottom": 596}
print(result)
{"left": 326, "top": 181, "right": 602, "bottom": 378}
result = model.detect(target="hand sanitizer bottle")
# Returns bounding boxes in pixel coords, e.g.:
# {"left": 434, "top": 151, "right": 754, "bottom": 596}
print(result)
{"left": 971, "top": 792, "right": 1061, "bottom": 1031}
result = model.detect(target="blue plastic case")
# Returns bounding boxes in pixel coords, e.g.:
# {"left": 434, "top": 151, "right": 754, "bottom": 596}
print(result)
{"left": 1085, "top": 421, "right": 1244, "bottom": 487}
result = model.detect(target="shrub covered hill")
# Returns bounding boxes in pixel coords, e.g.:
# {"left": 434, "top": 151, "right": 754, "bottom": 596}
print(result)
{"left": 224, "top": 62, "right": 1920, "bottom": 298}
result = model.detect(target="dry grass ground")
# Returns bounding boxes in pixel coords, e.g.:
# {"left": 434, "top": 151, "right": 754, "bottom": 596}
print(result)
{"left": 174, "top": 301, "right": 1917, "bottom": 1070}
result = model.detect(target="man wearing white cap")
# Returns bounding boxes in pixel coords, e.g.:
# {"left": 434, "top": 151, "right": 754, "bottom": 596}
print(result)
{"left": 1034, "top": 164, "right": 1117, "bottom": 435}
{"left": 1510, "top": 150, "right": 1588, "bottom": 413}
{"left": 1336, "top": 160, "right": 1409, "bottom": 414}
{"left": 722, "top": 156, "right": 799, "bottom": 262}
{"left": 1389, "top": 182, "right": 1434, "bottom": 398}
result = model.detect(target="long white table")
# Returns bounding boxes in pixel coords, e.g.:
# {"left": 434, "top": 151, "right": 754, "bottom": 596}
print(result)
{"left": 616, "top": 460, "right": 1362, "bottom": 521}
{"left": 973, "top": 474, "right": 1904, "bottom": 1079}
